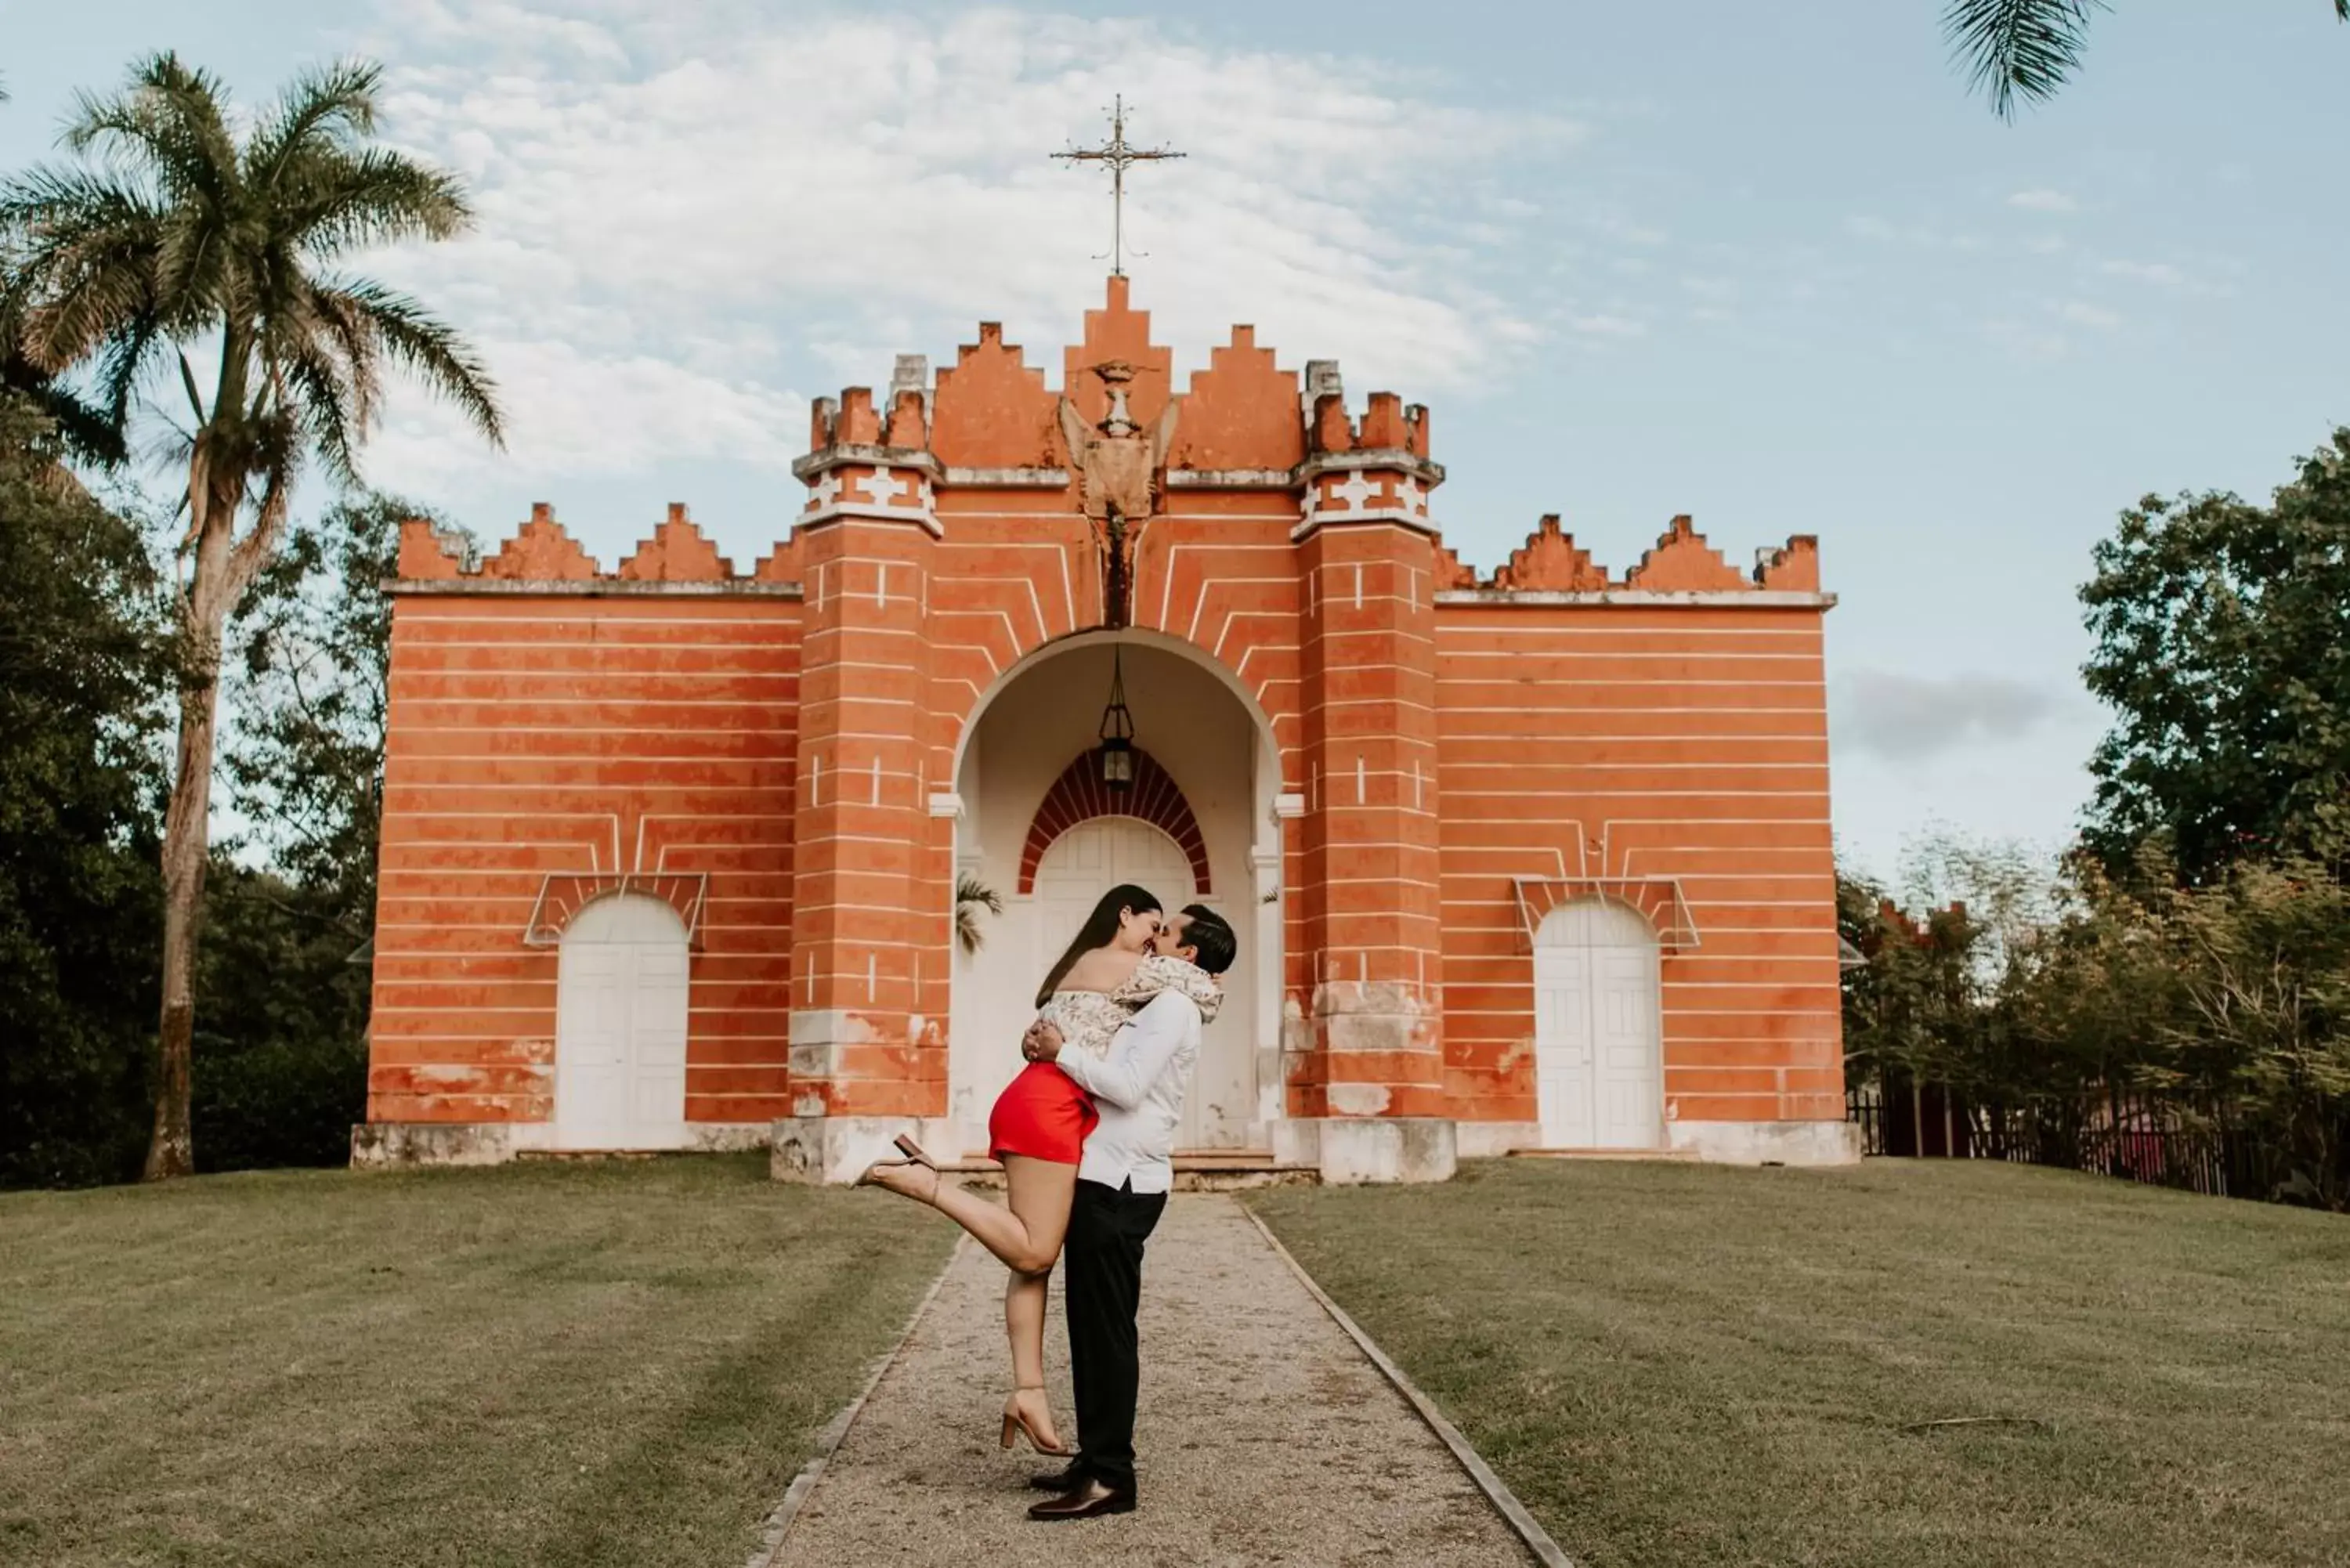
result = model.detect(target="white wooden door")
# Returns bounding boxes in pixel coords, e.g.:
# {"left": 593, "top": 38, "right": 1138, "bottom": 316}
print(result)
{"left": 555, "top": 894, "right": 690, "bottom": 1148}
{"left": 1025, "top": 818, "right": 1250, "bottom": 1151}
{"left": 1533, "top": 900, "right": 1661, "bottom": 1149}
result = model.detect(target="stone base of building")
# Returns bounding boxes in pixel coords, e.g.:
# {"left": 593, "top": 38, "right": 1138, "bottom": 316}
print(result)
{"left": 349, "top": 1120, "right": 772, "bottom": 1167}
{"left": 1451, "top": 1119, "right": 1545, "bottom": 1158}
{"left": 1665, "top": 1118, "right": 1862, "bottom": 1166}
{"left": 768, "top": 1115, "right": 963, "bottom": 1185}
{"left": 1273, "top": 1116, "right": 1457, "bottom": 1184}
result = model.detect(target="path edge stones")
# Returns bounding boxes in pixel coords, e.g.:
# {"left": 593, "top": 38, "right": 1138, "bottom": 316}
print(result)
{"left": 741, "top": 1234, "right": 970, "bottom": 1568}
{"left": 1240, "top": 1206, "right": 1579, "bottom": 1568}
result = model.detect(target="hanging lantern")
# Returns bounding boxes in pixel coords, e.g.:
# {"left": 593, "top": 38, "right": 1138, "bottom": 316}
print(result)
{"left": 1097, "top": 646, "right": 1136, "bottom": 792}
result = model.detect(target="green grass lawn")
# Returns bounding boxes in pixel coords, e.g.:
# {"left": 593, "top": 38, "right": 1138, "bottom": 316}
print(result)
{"left": 1249, "top": 1158, "right": 2350, "bottom": 1568}
{"left": 0, "top": 1154, "right": 953, "bottom": 1568}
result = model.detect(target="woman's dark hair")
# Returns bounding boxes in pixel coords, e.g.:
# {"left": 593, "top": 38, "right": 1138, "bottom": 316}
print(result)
{"left": 1036, "top": 883, "right": 1161, "bottom": 1006}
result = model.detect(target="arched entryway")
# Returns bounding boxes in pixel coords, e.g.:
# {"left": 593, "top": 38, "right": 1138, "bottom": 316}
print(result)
{"left": 554, "top": 894, "right": 690, "bottom": 1149}
{"left": 949, "top": 631, "right": 1282, "bottom": 1155}
{"left": 1532, "top": 898, "right": 1664, "bottom": 1150}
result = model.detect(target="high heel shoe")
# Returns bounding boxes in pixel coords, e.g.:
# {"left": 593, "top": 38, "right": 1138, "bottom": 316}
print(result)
{"left": 1000, "top": 1386, "right": 1072, "bottom": 1457}
{"left": 855, "top": 1156, "right": 938, "bottom": 1202}
{"left": 892, "top": 1133, "right": 937, "bottom": 1169}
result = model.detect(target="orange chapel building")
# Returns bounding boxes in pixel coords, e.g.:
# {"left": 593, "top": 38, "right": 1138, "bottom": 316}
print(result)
{"left": 356, "top": 278, "right": 1856, "bottom": 1183}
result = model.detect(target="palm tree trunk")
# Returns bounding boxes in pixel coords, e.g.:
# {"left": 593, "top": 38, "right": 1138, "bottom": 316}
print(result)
{"left": 143, "top": 468, "right": 266, "bottom": 1180}
{"left": 145, "top": 663, "right": 219, "bottom": 1179}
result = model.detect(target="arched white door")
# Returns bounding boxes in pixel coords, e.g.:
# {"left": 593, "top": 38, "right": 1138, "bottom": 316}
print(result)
{"left": 555, "top": 894, "right": 690, "bottom": 1149}
{"left": 1533, "top": 900, "right": 1663, "bottom": 1149}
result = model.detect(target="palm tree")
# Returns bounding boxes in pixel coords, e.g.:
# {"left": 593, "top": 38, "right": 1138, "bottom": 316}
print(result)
{"left": 1945, "top": 0, "right": 2348, "bottom": 119}
{"left": 1, "top": 54, "right": 502, "bottom": 1178}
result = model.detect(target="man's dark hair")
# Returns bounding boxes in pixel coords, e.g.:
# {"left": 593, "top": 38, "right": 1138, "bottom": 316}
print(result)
{"left": 1179, "top": 904, "right": 1238, "bottom": 975}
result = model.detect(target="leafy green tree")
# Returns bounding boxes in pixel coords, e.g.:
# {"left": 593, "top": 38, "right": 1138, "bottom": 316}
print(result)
{"left": 2078, "top": 430, "right": 2350, "bottom": 881}
{"left": 2146, "top": 856, "right": 2350, "bottom": 1205}
{"left": 0, "top": 392, "right": 169, "bottom": 1186}
{"left": 0, "top": 55, "right": 502, "bottom": 1177}
{"left": 184, "top": 493, "right": 473, "bottom": 1171}
{"left": 1944, "top": 1, "right": 2348, "bottom": 120}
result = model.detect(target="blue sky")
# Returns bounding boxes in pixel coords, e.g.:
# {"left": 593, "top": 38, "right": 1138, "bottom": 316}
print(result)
{"left": 7, "top": 1, "right": 2346, "bottom": 883}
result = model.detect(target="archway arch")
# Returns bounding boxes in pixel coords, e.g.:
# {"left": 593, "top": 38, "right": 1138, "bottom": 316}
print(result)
{"left": 947, "top": 631, "right": 1286, "bottom": 1155}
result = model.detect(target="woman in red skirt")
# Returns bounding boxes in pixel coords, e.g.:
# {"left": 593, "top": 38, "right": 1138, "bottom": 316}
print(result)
{"left": 861, "top": 882, "right": 1222, "bottom": 1457}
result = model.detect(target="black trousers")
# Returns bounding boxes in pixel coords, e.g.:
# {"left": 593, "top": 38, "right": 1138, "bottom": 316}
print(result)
{"left": 1063, "top": 1177, "right": 1166, "bottom": 1490}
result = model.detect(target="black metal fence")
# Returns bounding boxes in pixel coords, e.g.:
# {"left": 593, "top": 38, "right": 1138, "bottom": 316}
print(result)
{"left": 1846, "top": 1074, "right": 2291, "bottom": 1202}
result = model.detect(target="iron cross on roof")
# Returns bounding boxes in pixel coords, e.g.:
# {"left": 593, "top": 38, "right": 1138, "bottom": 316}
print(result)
{"left": 1052, "top": 95, "right": 1185, "bottom": 276}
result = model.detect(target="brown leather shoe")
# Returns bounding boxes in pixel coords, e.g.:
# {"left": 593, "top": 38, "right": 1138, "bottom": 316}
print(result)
{"left": 1026, "top": 1479, "right": 1135, "bottom": 1520}
{"left": 1028, "top": 1461, "right": 1090, "bottom": 1492}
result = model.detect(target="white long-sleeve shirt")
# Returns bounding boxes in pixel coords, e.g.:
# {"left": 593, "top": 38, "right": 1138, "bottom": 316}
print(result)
{"left": 1051, "top": 988, "right": 1200, "bottom": 1194}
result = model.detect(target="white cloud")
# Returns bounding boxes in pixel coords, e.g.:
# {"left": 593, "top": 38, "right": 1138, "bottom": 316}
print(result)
{"left": 358, "top": 0, "right": 1582, "bottom": 484}
{"left": 1834, "top": 670, "right": 2060, "bottom": 761}
{"left": 2006, "top": 188, "right": 2077, "bottom": 214}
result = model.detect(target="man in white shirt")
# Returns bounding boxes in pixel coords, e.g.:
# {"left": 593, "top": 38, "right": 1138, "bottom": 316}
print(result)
{"left": 1018, "top": 902, "right": 1238, "bottom": 1522}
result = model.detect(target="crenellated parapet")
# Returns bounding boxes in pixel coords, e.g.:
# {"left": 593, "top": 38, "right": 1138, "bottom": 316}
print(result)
{"left": 1444, "top": 512, "right": 1829, "bottom": 600}
{"left": 389, "top": 504, "right": 797, "bottom": 593}
{"left": 793, "top": 367, "right": 943, "bottom": 538}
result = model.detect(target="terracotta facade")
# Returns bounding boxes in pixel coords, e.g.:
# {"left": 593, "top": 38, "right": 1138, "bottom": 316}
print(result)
{"left": 356, "top": 279, "right": 1851, "bottom": 1179}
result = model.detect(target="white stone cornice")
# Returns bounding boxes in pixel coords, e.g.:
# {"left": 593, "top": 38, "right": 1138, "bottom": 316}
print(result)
{"left": 790, "top": 443, "right": 945, "bottom": 483}
{"left": 797, "top": 502, "right": 945, "bottom": 538}
{"left": 385, "top": 578, "right": 805, "bottom": 599}
{"left": 1298, "top": 449, "right": 1444, "bottom": 486}
{"left": 1434, "top": 588, "right": 1838, "bottom": 609}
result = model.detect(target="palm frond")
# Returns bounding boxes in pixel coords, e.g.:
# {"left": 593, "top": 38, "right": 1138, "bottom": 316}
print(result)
{"left": 287, "top": 148, "right": 474, "bottom": 258}
{"left": 68, "top": 54, "right": 237, "bottom": 208}
{"left": 323, "top": 278, "right": 503, "bottom": 447}
{"left": 1943, "top": 0, "right": 2106, "bottom": 121}
{"left": 248, "top": 58, "right": 382, "bottom": 194}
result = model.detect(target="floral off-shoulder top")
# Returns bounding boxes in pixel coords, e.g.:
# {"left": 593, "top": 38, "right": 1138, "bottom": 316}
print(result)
{"left": 1036, "top": 953, "right": 1224, "bottom": 1060}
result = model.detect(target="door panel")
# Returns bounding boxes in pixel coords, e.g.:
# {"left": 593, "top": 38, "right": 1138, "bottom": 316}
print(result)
{"left": 555, "top": 896, "right": 690, "bottom": 1148}
{"left": 1532, "top": 902, "right": 1661, "bottom": 1150}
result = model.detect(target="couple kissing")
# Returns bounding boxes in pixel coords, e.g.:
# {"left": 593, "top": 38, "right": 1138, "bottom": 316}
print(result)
{"left": 860, "top": 885, "right": 1238, "bottom": 1521}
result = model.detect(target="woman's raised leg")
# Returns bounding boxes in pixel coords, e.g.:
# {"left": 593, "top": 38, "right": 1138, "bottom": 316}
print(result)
{"left": 872, "top": 1152, "right": 1077, "bottom": 1276}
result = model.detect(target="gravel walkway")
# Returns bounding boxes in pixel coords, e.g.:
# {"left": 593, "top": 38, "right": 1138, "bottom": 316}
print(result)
{"left": 769, "top": 1193, "right": 1531, "bottom": 1566}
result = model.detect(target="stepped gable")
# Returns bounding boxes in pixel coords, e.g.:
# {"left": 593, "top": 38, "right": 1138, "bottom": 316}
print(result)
{"left": 396, "top": 518, "right": 465, "bottom": 579}
{"left": 1754, "top": 534, "right": 1821, "bottom": 591}
{"left": 930, "top": 323, "right": 1058, "bottom": 468}
{"left": 1431, "top": 537, "right": 1478, "bottom": 589}
{"left": 617, "top": 504, "right": 734, "bottom": 581}
{"left": 1061, "top": 275, "right": 1173, "bottom": 449}
{"left": 1623, "top": 514, "right": 1749, "bottom": 592}
{"left": 750, "top": 534, "right": 802, "bottom": 583}
{"left": 481, "top": 504, "right": 598, "bottom": 580}
{"left": 1489, "top": 514, "right": 1609, "bottom": 591}
{"left": 1168, "top": 324, "right": 1303, "bottom": 470}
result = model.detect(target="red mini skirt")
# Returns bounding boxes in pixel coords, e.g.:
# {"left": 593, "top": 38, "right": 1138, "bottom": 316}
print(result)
{"left": 989, "top": 1061, "right": 1097, "bottom": 1165}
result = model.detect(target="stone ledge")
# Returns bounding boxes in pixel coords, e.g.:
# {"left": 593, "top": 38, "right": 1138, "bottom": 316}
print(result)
{"left": 349, "top": 1121, "right": 772, "bottom": 1166}
{"left": 1665, "top": 1118, "right": 1863, "bottom": 1166}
